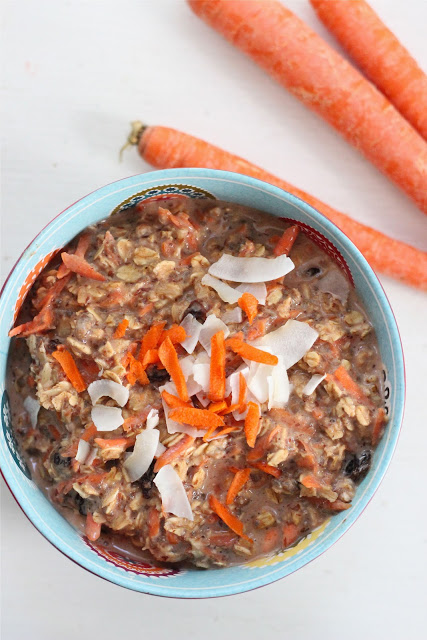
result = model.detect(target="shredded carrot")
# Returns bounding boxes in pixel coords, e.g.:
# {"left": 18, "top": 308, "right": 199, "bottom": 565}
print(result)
{"left": 246, "top": 424, "right": 282, "bottom": 462}
{"left": 203, "top": 423, "right": 221, "bottom": 442}
{"left": 85, "top": 513, "right": 101, "bottom": 541}
{"left": 226, "top": 468, "right": 251, "bottom": 505}
{"left": 81, "top": 423, "right": 97, "bottom": 442}
{"left": 209, "top": 330, "right": 226, "bottom": 402}
{"left": 161, "top": 390, "right": 191, "bottom": 409}
{"left": 158, "top": 336, "right": 189, "bottom": 401}
{"left": 52, "top": 348, "right": 86, "bottom": 392}
{"left": 113, "top": 318, "right": 129, "bottom": 339}
{"left": 244, "top": 401, "right": 260, "bottom": 448}
{"left": 204, "top": 426, "right": 240, "bottom": 441}
{"left": 273, "top": 225, "right": 299, "bottom": 256}
{"left": 47, "top": 424, "right": 61, "bottom": 441}
{"left": 154, "top": 434, "right": 194, "bottom": 472}
{"left": 238, "top": 372, "right": 247, "bottom": 410}
{"left": 238, "top": 292, "right": 258, "bottom": 325}
{"left": 94, "top": 437, "right": 135, "bottom": 450}
{"left": 125, "top": 353, "right": 149, "bottom": 386}
{"left": 283, "top": 523, "right": 300, "bottom": 547}
{"left": 250, "top": 461, "right": 282, "bottom": 478}
{"left": 139, "top": 322, "right": 167, "bottom": 362}
{"left": 219, "top": 402, "right": 240, "bottom": 415}
{"left": 161, "top": 324, "right": 187, "bottom": 345}
{"left": 247, "top": 318, "right": 267, "bottom": 341}
{"left": 372, "top": 407, "right": 386, "bottom": 445}
{"left": 139, "top": 302, "right": 154, "bottom": 317}
{"left": 148, "top": 507, "right": 161, "bottom": 538}
{"left": 262, "top": 527, "right": 280, "bottom": 553}
{"left": 208, "top": 400, "right": 228, "bottom": 413}
{"left": 226, "top": 337, "right": 278, "bottom": 365}
{"left": 169, "top": 407, "right": 224, "bottom": 429}
{"left": 143, "top": 349, "right": 160, "bottom": 367}
{"left": 209, "top": 494, "right": 252, "bottom": 542}
{"left": 57, "top": 233, "right": 91, "bottom": 279}
{"left": 329, "top": 365, "right": 373, "bottom": 406}
{"left": 61, "top": 252, "right": 106, "bottom": 281}
{"left": 300, "top": 474, "right": 323, "bottom": 489}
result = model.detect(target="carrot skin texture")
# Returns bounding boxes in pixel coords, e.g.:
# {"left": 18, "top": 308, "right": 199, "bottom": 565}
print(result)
{"left": 187, "top": 0, "right": 427, "bottom": 214}
{"left": 310, "top": 0, "right": 427, "bottom": 141}
{"left": 138, "top": 125, "right": 427, "bottom": 291}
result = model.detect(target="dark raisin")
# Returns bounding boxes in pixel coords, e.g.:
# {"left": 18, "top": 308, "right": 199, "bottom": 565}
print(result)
{"left": 48, "top": 338, "right": 61, "bottom": 352}
{"left": 139, "top": 460, "right": 156, "bottom": 498}
{"left": 74, "top": 493, "right": 88, "bottom": 516}
{"left": 305, "top": 267, "right": 321, "bottom": 278}
{"left": 53, "top": 452, "right": 71, "bottom": 467}
{"left": 184, "top": 300, "right": 206, "bottom": 323}
{"left": 146, "top": 365, "right": 170, "bottom": 385}
{"left": 343, "top": 450, "right": 371, "bottom": 482}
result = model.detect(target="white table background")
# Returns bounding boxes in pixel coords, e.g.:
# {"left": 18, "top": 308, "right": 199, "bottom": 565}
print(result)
{"left": 1, "top": 1, "right": 427, "bottom": 637}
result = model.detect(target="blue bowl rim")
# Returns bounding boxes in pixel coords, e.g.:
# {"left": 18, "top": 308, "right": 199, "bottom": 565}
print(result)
{"left": 0, "top": 168, "right": 405, "bottom": 597}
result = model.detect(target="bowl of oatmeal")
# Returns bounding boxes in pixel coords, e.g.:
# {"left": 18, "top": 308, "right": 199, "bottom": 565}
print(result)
{"left": 0, "top": 169, "right": 404, "bottom": 597}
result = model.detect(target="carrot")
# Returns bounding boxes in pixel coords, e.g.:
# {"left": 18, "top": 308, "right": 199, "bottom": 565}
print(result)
{"left": 226, "top": 468, "right": 251, "bottom": 505}
{"left": 169, "top": 407, "right": 224, "bottom": 429}
{"left": 113, "top": 318, "right": 129, "bottom": 339}
{"left": 329, "top": 365, "right": 372, "bottom": 406}
{"left": 94, "top": 437, "right": 135, "bottom": 450}
{"left": 238, "top": 372, "right": 247, "bottom": 410}
{"left": 125, "top": 353, "right": 149, "bottom": 386}
{"left": 273, "top": 225, "right": 300, "bottom": 257}
{"left": 372, "top": 407, "right": 386, "bottom": 445}
{"left": 310, "top": 0, "right": 427, "bottom": 141}
{"left": 139, "top": 322, "right": 167, "bottom": 361}
{"left": 81, "top": 423, "right": 97, "bottom": 442}
{"left": 158, "top": 337, "right": 189, "bottom": 401}
{"left": 61, "top": 252, "right": 106, "bottom": 281}
{"left": 283, "top": 523, "right": 300, "bottom": 547}
{"left": 9, "top": 304, "right": 54, "bottom": 338}
{"left": 132, "top": 124, "right": 427, "bottom": 291}
{"left": 226, "top": 337, "right": 278, "bottom": 366}
{"left": 219, "top": 402, "right": 240, "bottom": 416}
{"left": 208, "top": 400, "right": 228, "bottom": 413}
{"left": 52, "top": 348, "right": 86, "bottom": 392}
{"left": 139, "top": 302, "right": 154, "bottom": 317}
{"left": 262, "top": 527, "right": 280, "bottom": 553}
{"left": 85, "top": 513, "right": 101, "bottom": 542}
{"left": 203, "top": 422, "right": 221, "bottom": 442}
{"left": 208, "top": 494, "right": 252, "bottom": 542}
{"left": 205, "top": 426, "right": 240, "bottom": 441}
{"left": 250, "top": 461, "right": 281, "bottom": 478}
{"left": 300, "top": 474, "right": 323, "bottom": 490}
{"left": 238, "top": 292, "right": 258, "bottom": 326}
{"left": 161, "top": 390, "right": 191, "bottom": 409}
{"left": 209, "top": 330, "right": 226, "bottom": 402}
{"left": 161, "top": 324, "right": 187, "bottom": 345}
{"left": 247, "top": 318, "right": 267, "bottom": 341}
{"left": 246, "top": 425, "right": 281, "bottom": 462}
{"left": 188, "top": 0, "right": 427, "bottom": 214}
{"left": 148, "top": 507, "right": 161, "bottom": 538}
{"left": 142, "top": 349, "right": 160, "bottom": 367}
{"left": 57, "top": 233, "right": 91, "bottom": 279}
{"left": 154, "top": 434, "right": 195, "bottom": 472}
{"left": 244, "top": 401, "right": 260, "bottom": 448}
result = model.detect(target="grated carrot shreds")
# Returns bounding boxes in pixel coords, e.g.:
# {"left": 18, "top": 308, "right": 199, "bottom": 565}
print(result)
{"left": 247, "top": 318, "right": 267, "bottom": 341}
{"left": 204, "top": 426, "right": 240, "bottom": 441}
{"left": 169, "top": 406, "right": 224, "bottom": 429}
{"left": 209, "top": 330, "right": 226, "bottom": 402}
{"left": 219, "top": 402, "right": 241, "bottom": 415}
{"left": 246, "top": 425, "right": 281, "bottom": 462}
{"left": 209, "top": 494, "right": 252, "bottom": 542}
{"left": 57, "top": 233, "right": 91, "bottom": 279}
{"left": 273, "top": 225, "right": 299, "bottom": 257}
{"left": 300, "top": 474, "right": 323, "bottom": 489}
{"left": 161, "top": 324, "right": 187, "bottom": 344}
{"left": 85, "top": 513, "right": 101, "bottom": 541}
{"left": 158, "top": 336, "right": 189, "bottom": 401}
{"left": 143, "top": 349, "right": 160, "bottom": 367}
{"left": 161, "top": 390, "right": 191, "bottom": 409}
{"left": 154, "top": 434, "right": 194, "bottom": 472}
{"left": 139, "top": 302, "right": 154, "bottom": 317}
{"left": 238, "top": 372, "right": 247, "bottom": 409}
{"left": 113, "top": 318, "right": 129, "bottom": 339}
{"left": 208, "top": 400, "right": 228, "bottom": 413}
{"left": 226, "top": 337, "right": 278, "bottom": 365}
{"left": 328, "top": 365, "right": 373, "bottom": 406}
{"left": 244, "top": 401, "right": 260, "bottom": 448}
{"left": 226, "top": 468, "right": 251, "bottom": 505}
{"left": 81, "top": 423, "right": 97, "bottom": 442}
{"left": 283, "top": 523, "right": 300, "bottom": 547}
{"left": 61, "top": 252, "right": 106, "bottom": 281}
{"left": 203, "top": 422, "right": 221, "bottom": 442}
{"left": 139, "top": 322, "right": 167, "bottom": 362}
{"left": 250, "top": 461, "right": 282, "bottom": 478}
{"left": 238, "top": 292, "right": 258, "bottom": 325}
{"left": 126, "top": 353, "right": 149, "bottom": 386}
{"left": 52, "top": 348, "right": 86, "bottom": 392}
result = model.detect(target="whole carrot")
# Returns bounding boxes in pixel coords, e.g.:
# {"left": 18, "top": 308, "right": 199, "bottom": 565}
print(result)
{"left": 130, "top": 123, "right": 427, "bottom": 291}
{"left": 310, "top": 0, "right": 427, "bottom": 141}
{"left": 187, "top": 0, "right": 427, "bottom": 214}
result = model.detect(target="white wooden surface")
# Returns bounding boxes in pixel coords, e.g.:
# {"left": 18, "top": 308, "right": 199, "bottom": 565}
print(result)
{"left": 1, "top": 1, "right": 426, "bottom": 638}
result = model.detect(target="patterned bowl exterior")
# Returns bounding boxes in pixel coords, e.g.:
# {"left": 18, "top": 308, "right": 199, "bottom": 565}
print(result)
{"left": 0, "top": 169, "right": 404, "bottom": 598}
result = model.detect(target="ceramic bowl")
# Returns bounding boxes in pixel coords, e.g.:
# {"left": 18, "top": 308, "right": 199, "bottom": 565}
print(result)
{"left": 0, "top": 168, "right": 405, "bottom": 597}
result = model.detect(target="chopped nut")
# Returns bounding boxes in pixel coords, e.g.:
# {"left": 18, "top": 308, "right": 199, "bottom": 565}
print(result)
{"left": 355, "top": 404, "right": 371, "bottom": 426}
{"left": 153, "top": 260, "right": 176, "bottom": 280}
{"left": 304, "top": 350, "right": 321, "bottom": 368}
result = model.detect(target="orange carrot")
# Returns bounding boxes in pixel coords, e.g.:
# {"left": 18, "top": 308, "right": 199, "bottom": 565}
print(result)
{"left": 310, "top": 0, "right": 427, "bottom": 141}
{"left": 329, "top": 365, "right": 373, "bottom": 406}
{"left": 161, "top": 390, "right": 191, "bottom": 409}
{"left": 208, "top": 494, "right": 252, "bottom": 542}
{"left": 300, "top": 474, "right": 323, "bottom": 489}
{"left": 205, "top": 426, "right": 240, "bottom": 441}
{"left": 94, "top": 437, "right": 135, "bottom": 450}
{"left": 203, "top": 422, "right": 221, "bottom": 442}
{"left": 273, "top": 225, "right": 299, "bottom": 256}
{"left": 238, "top": 372, "right": 247, "bottom": 410}
{"left": 139, "top": 322, "right": 167, "bottom": 361}
{"left": 219, "top": 403, "right": 240, "bottom": 416}
{"left": 142, "top": 349, "right": 160, "bottom": 367}
{"left": 169, "top": 407, "right": 224, "bottom": 429}
{"left": 161, "top": 324, "right": 187, "bottom": 345}
{"left": 226, "top": 468, "right": 251, "bottom": 505}
{"left": 9, "top": 304, "right": 54, "bottom": 338}
{"left": 209, "top": 330, "right": 226, "bottom": 402}
{"left": 57, "top": 233, "right": 91, "bottom": 279}
{"left": 52, "top": 348, "right": 86, "bottom": 392}
{"left": 188, "top": 0, "right": 427, "bottom": 214}
{"left": 208, "top": 400, "right": 228, "bottom": 413}
{"left": 238, "top": 292, "right": 258, "bottom": 325}
{"left": 158, "top": 337, "right": 189, "bottom": 401}
{"left": 139, "top": 302, "right": 154, "bottom": 317}
{"left": 148, "top": 507, "right": 161, "bottom": 538}
{"left": 85, "top": 513, "right": 101, "bottom": 541}
{"left": 262, "top": 527, "right": 280, "bottom": 553}
{"left": 125, "top": 353, "right": 149, "bottom": 386}
{"left": 247, "top": 318, "right": 267, "bottom": 341}
{"left": 154, "top": 434, "right": 195, "bottom": 472}
{"left": 372, "top": 407, "right": 386, "bottom": 445}
{"left": 250, "top": 461, "right": 281, "bottom": 478}
{"left": 61, "top": 252, "right": 106, "bottom": 281}
{"left": 113, "top": 318, "right": 129, "bottom": 339}
{"left": 244, "top": 401, "right": 260, "bottom": 448}
{"left": 283, "top": 523, "right": 300, "bottom": 547}
{"left": 226, "top": 337, "right": 278, "bottom": 366}
{"left": 133, "top": 129, "right": 427, "bottom": 291}
{"left": 81, "top": 423, "right": 97, "bottom": 442}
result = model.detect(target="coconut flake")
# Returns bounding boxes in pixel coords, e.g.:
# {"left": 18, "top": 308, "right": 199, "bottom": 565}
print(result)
{"left": 23, "top": 396, "right": 40, "bottom": 428}
{"left": 302, "top": 373, "right": 326, "bottom": 396}
{"left": 236, "top": 283, "right": 267, "bottom": 305}
{"left": 225, "top": 365, "right": 249, "bottom": 402}
{"left": 179, "top": 355, "right": 196, "bottom": 380}
{"left": 146, "top": 408, "right": 159, "bottom": 429}
{"left": 154, "top": 464, "right": 194, "bottom": 521}
{"left": 254, "top": 319, "right": 318, "bottom": 370}
{"left": 186, "top": 376, "right": 203, "bottom": 397}
{"left": 222, "top": 307, "right": 243, "bottom": 325}
{"left": 75, "top": 439, "right": 90, "bottom": 463}
{"left": 91, "top": 405, "right": 124, "bottom": 431}
{"left": 88, "top": 379, "right": 129, "bottom": 407}
{"left": 85, "top": 447, "right": 97, "bottom": 466}
{"left": 199, "top": 315, "right": 230, "bottom": 355}
{"left": 209, "top": 253, "right": 294, "bottom": 283}
{"left": 193, "top": 362, "right": 211, "bottom": 393}
{"left": 124, "top": 429, "right": 159, "bottom": 482}
{"left": 156, "top": 441, "right": 166, "bottom": 457}
{"left": 180, "top": 315, "right": 203, "bottom": 354}
{"left": 196, "top": 391, "right": 210, "bottom": 407}
{"left": 267, "top": 357, "right": 290, "bottom": 409}
{"left": 201, "top": 274, "right": 241, "bottom": 304}
{"left": 247, "top": 362, "right": 275, "bottom": 404}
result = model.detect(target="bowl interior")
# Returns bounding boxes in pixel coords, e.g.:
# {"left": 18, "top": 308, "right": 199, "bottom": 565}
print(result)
{"left": 0, "top": 169, "right": 404, "bottom": 597}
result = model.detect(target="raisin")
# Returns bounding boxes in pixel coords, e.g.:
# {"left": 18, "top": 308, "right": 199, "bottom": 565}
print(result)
{"left": 53, "top": 452, "right": 71, "bottom": 467}
{"left": 343, "top": 450, "right": 371, "bottom": 482}
{"left": 146, "top": 365, "right": 170, "bottom": 385}
{"left": 185, "top": 300, "right": 206, "bottom": 323}
{"left": 74, "top": 493, "right": 88, "bottom": 516}
{"left": 139, "top": 460, "right": 156, "bottom": 498}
